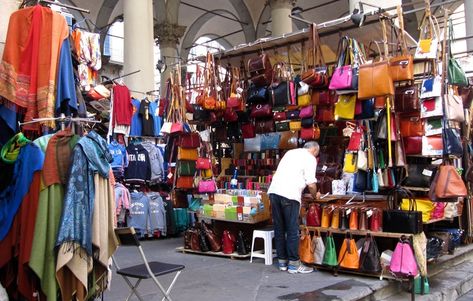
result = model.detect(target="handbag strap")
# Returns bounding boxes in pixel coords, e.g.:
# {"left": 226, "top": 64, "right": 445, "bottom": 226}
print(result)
{"left": 396, "top": 5, "right": 409, "bottom": 55}
{"left": 311, "top": 23, "right": 325, "bottom": 67}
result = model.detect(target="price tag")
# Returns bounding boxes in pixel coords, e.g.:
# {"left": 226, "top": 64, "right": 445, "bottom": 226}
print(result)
{"left": 167, "top": 172, "right": 173, "bottom": 179}
{"left": 216, "top": 85, "right": 222, "bottom": 92}
{"left": 322, "top": 165, "right": 328, "bottom": 172}
{"left": 236, "top": 87, "right": 244, "bottom": 94}
{"left": 422, "top": 169, "right": 433, "bottom": 177}
{"left": 366, "top": 209, "right": 373, "bottom": 218}
{"left": 346, "top": 209, "right": 352, "bottom": 215}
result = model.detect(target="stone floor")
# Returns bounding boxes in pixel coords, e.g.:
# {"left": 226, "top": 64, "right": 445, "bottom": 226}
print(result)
{"left": 104, "top": 236, "right": 473, "bottom": 301}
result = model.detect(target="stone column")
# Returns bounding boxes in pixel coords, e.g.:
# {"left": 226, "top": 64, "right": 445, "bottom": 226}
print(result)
{"left": 465, "top": 0, "right": 473, "bottom": 52}
{"left": 123, "top": 0, "right": 155, "bottom": 93}
{"left": 155, "top": 22, "right": 186, "bottom": 97}
{"left": 268, "top": 0, "right": 296, "bottom": 36}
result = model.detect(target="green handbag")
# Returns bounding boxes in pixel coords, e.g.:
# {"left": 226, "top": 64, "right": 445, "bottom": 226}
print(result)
{"left": 414, "top": 276, "right": 430, "bottom": 295}
{"left": 178, "top": 160, "right": 196, "bottom": 176}
{"left": 275, "top": 121, "right": 290, "bottom": 132}
{"left": 447, "top": 19, "right": 468, "bottom": 86}
{"left": 322, "top": 234, "right": 338, "bottom": 266}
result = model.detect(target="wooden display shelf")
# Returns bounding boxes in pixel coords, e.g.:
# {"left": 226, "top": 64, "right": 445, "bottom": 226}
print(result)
{"left": 423, "top": 215, "right": 459, "bottom": 224}
{"left": 303, "top": 194, "right": 388, "bottom": 202}
{"left": 303, "top": 226, "right": 411, "bottom": 238}
{"left": 202, "top": 215, "right": 270, "bottom": 224}
{"left": 402, "top": 186, "right": 431, "bottom": 192}
{"left": 175, "top": 246, "right": 250, "bottom": 259}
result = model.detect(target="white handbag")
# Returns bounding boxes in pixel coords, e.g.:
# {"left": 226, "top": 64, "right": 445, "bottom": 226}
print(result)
{"left": 420, "top": 76, "right": 442, "bottom": 99}
{"left": 332, "top": 180, "right": 347, "bottom": 195}
{"left": 445, "top": 94, "right": 465, "bottom": 122}
{"left": 312, "top": 233, "right": 325, "bottom": 265}
{"left": 357, "top": 150, "right": 368, "bottom": 171}
{"left": 297, "top": 81, "right": 310, "bottom": 96}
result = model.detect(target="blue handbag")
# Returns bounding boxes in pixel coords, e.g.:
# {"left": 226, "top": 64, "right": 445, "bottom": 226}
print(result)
{"left": 261, "top": 133, "right": 281, "bottom": 150}
{"left": 247, "top": 84, "right": 269, "bottom": 104}
{"left": 355, "top": 98, "right": 375, "bottom": 119}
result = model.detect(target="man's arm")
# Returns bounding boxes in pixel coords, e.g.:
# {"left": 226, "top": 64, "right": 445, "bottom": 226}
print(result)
{"left": 307, "top": 182, "right": 319, "bottom": 199}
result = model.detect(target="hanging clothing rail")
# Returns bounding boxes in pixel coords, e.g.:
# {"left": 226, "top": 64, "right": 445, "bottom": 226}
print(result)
{"left": 18, "top": 116, "right": 100, "bottom": 127}
{"left": 101, "top": 70, "right": 141, "bottom": 85}
{"left": 39, "top": 0, "right": 90, "bottom": 14}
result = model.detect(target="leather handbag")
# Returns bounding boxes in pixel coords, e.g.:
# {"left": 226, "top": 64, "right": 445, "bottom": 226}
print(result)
{"left": 316, "top": 105, "right": 335, "bottom": 122}
{"left": 369, "top": 208, "right": 382, "bottom": 232}
{"left": 374, "top": 96, "right": 386, "bottom": 109}
{"left": 289, "top": 120, "right": 302, "bottom": 131}
{"left": 275, "top": 121, "right": 290, "bottom": 132}
{"left": 299, "top": 227, "right": 315, "bottom": 264}
{"left": 444, "top": 94, "right": 465, "bottom": 122}
{"left": 358, "top": 209, "right": 368, "bottom": 231}
{"left": 434, "top": 164, "right": 467, "bottom": 199}
{"left": 376, "top": 109, "right": 398, "bottom": 141}
{"left": 390, "top": 236, "right": 419, "bottom": 277}
{"left": 317, "top": 175, "right": 334, "bottom": 194}
{"left": 224, "top": 107, "right": 238, "bottom": 122}
{"left": 241, "top": 123, "right": 256, "bottom": 139}
{"left": 354, "top": 170, "right": 367, "bottom": 192}
{"left": 447, "top": 19, "right": 468, "bottom": 86}
{"left": 250, "top": 104, "right": 272, "bottom": 118}
{"left": 400, "top": 114, "right": 424, "bottom": 137}
{"left": 222, "top": 230, "right": 236, "bottom": 254}
{"left": 236, "top": 231, "right": 249, "bottom": 255}
{"left": 317, "top": 163, "right": 342, "bottom": 178}
{"left": 331, "top": 207, "right": 340, "bottom": 229}
{"left": 176, "top": 176, "right": 194, "bottom": 189}
{"left": 329, "top": 37, "right": 354, "bottom": 90}
{"left": 244, "top": 135, "right": 262, "bottom": 152}
{"left": 306, "top": 203, "right": 322, "bottom": 226}
{"left": 321, "top": 206, "right": 332, "bottom": 228}
{"left": 349, "top": 209, "right": 359, "bottom": 230}
{"left": 347, "top": 129, "right": 363, "bottom": 151}
{"left": 301, "top": 117, "right": 314, "bottom": 128}
{"left": 201, "top": 222, "right": 221, "bottom": 252}
{"left": 422, "top": 135, "right": 443, "bottom": 156}
{"left": 298, "top": 94, "right": 312, "bottom": 107}
{"left": 247, "top": 85, "right": 269, "bottom": 103}
{"left": 301, "top": 125, "right": 320, "bottom": 141}
{"left": 270, "top": 81, "right": 291, "bottom": 106}
{"left": 273, "top": 111, "right": 287, "bottom": 121}
{"left": 179, "top": 132, "right": 201, "bottom": 148}
{"left": 390, "top": 8, "right": 414, "bottom": 82}
{"left": 255, "top": 119, "right": 275, "bottom": 134}
{"left": 359, "top": 234, "right": 381, "bottom": 273}
{"left": 403, "top": 137, "right": 422, "bottom": 154}
{"left": 343, "top": 153, "right": 357, "bottom": 173}
{"left": 318, "top": 91, "right": 336, "bottom": 105}
{"left": 355, "top": 98, "right": 375, "bottom": 119}
{"left": 383, "top": 188, "right": 423, "bottom": 234}
{"left": 322, "top": 233, "right": 338, "bottom": 266}
{"left": 199, "top": 228, "right": 210, "bottom": 252}
{"left": 198, "top": 178, "right": 217, "bottom": 193}
{"left": 403, "top": 164, "right": 437, "bottom": 187}
{"left": 279, "top": 131, "right": 299, "bottom": 149}
{"left": 178, "top": 160, "right": 196, "bottom": 176}
{"left": 248, "top": 54, "right": 273, "bottom": 87}
{"left": 401, "top": 198, "right": 434, "bottom": 223}
{"left": 338, "top": 232, "right": 360, "bottom": 269}
{"left": 261, "top": 133, "right": 281, "bottom": 150}
{"left": 395, "top": 85, "right": 419, "bottom": 112}
{"left": 302, "top": 24, "right": 329, "bottom": 88}
{"left": 196, "top": 157, "right": 212, "bottom": 170}
{"left": 334, "top": 94, "right": 357, "bottom": 120}
{"left": 442, "top": 127, "right": 463, "bottom": 157}
{"left": 313, "top": 231, "right": 325, "bottom": 264}
{"left": 178, "top": 147, "right": 198, "bottom": 161}
{"left": 339, "top": 210, "right": 348, "bottom": 230}
{"left": 193, "top": 105, "right": 211, "bottom": 121}
{"left": 300, "top": 105, "right": 314, "bottom": 118}
{"left": 287, "top": 110, "right": 300, "bottom": 120}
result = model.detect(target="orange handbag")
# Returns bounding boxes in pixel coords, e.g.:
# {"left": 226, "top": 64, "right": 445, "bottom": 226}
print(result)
{"left": 349, "top": 209, "right": 358, "bottom": 230}
{"left": 374, "top": 96, "right": 386, "bottom": 109}
{"left": 389, "top": 7, "right": 414, "bottom": 81}
{"left": 176, "top": 176, "right": 194, "bottom": 189}
{"left": 178, "top": 147, "right": 199, "bottom": 161}
{"left": 299, "top": 227, "right": 315, "bottom": 264}
{"left": 400, "top": 114, "right": 424, "bottom": 137}
{"left": 435, "top": 164, "right": 468, "bottom": 199}
{"left": 338, "top": 232, "right": 360, "bottom": 269}
{"left": 321, "top": 206, "right": 332, "bottom": 228}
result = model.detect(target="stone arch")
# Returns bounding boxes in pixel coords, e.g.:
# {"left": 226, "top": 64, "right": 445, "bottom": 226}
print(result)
{"left": 95, "top": 0, "right": 120, "bottom": 51}
{"left": 226, "top": 0, "right": 256, "bottom": 42}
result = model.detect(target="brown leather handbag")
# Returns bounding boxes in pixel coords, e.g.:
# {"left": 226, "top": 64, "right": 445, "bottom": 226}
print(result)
{"left": 299, "top": 227, "right": 315, "bottom": 264}
{"left": 434, "top": 164, "right": 468, "bottom": 199}
{"left": 358, "top": 20, "right": 394, "bottom": 99}
{"left": 279, "top": 131, "right": 299, "bottom": 149}
{"left": 331, "top": 207, "right": 340, "bottom": 229}
{"left": 301, "top": 24, "right": 328, "bottom": 88}
{"left": 338, "top": 232, "right": 360, "bottom": 269}
{"left": 358, "top": 209, "right": 368, "bottom": 231}
{"left": 255, "top": 119, "right": 275, "bottom": 134}
{"left": 248, "top": 53, "right": 273, "bottom": 87}
{"left": 202, "top": 221, "right": 221, "bottom": 252}
{"left": 389, "top": 6, "right": 414, "bottom": 82}
{"left": 349, "top": 208, "right": 359, "bottom": 230}
{"left": 369, "top": 208, "right": 382, "bottom": 232}
{"left": 400, "top": 114, "right": 424, "bottom": 137}
{"left": 395, "top": 85, "right": 419, "bottom": 112}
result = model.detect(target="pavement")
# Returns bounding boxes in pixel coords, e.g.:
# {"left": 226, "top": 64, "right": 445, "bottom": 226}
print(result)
{"left": 104, "top": 236, "right": 473, "bottom": 301}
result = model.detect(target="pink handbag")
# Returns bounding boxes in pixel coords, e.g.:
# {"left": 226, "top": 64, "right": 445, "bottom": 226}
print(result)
{"left": 431, "top": 202, "right": 445, "bottom": 219}
{"left": 299, "top": 105, "right": 314, "bottom": 118}
{"left": 329, "top": 65, "right": 353, "bottom": 90}
{"left": 198, "top": 179, "right": 217, "bottom": 193}
{"left": 389, "top": 237, "right": 418, "bottom": 277}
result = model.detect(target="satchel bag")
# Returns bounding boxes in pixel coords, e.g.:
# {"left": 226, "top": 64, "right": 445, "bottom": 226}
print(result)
{"left": 404, "top": 137, "right": 422, "bottom": 155}
{"left": 255, "top": 119, "right": 275, "bottom": 134}
{"left": 334, "top": 94, "right": 357, "bottom": 120}
{"left": 196, "top": 157, "right": 212, "bottom": 170}
{"left": 447, "top": 19, "right": 468, "bottom": 86}
{"left": 323, "top": 233, "right": 338, "bottom": 266}
{"left": 289, "top": 120, "right": 302, "bottom": 131}
{"left": 359, "top": 234, "right": 381, "bottom": 273}
{"left": 299, "top": 105, "right": 314, "bottom": 118}
{"left": 299, "top": 227, "right": 315, "bottom": 264}
{"left": 306, "top": 203, "right": 322, "bottom": 227}
{"left": 270, "top": 80, "right": 291, "bottom": 107}
{"left": 279, "top": 131, "right": 299, "bottom": 149}
{"left": 403, "top": 164, "right": 437, "bottom": 187}
{"left": 313, "top": 231, "right": 325, "bottom": 264}
{"left": 247, "top": 85, "right": 269, "bottom": 103}
{"left": 275, "top": 121, "right": 290, "bottom": 132}
{"left": 390, "top": 6, "right": 414, "bottom": 82}
{"left": 442, "top": 127, "right": 463, "bottom": 157}
{"left": 298, "top": 94, "right": 312, "bottom": 107}
{"left": 202, "top": 222, "right": 221, "bottom": 252}
{"left": 316, "top": 105, "right": 335, "bottom": 122}
{"left": 383, "top": 188, "right": 423, "bottom": 234}
{"left": 176, "top": 176, "right": 194, "bottom": 189}
{"left": 178, "top": 160, "right": 196, "bottom": 176}
{"left": 179, "top": 132, "right": 201, "bottom": 149}
{"left": 401, "top": 198, "right": 434, "bottom": 223}
{"left": 241, "top": 123, "right": 256, "bottom": 139}
{"left": 222, "top": 230, "right": 236, "bottom": 254}
{"left": 321, "top": 206, "right": 332, "bottom": 228}
{"left": 287, "top": 110, "right": 300, "bottom": 120}
{"left": 300, "top": 125, "right": 320, "bottom": 141}
{"left": 329, "top": 37, "right": 354, "bottom": 91}
{"left": 338, "top": 233, "right": 360, "bottom": 270}
{"left": 395, "top": 85, "right": 419, "bottom": 113}
{"left": 273, "top": 111, "right": 287, "bottom": 121}
{"left": 248, "top": 53, "right": 273, "bottom": 87}
{"left": 178, "top": 147, "right": 198, "bottom": 161}
{"left": 444, "top": 94, "right": 465, "bottom": 122}
{"left": 390, "top": 236, "right": 419, "bottom": 277}
{"left": 343, "top": 153, "right": 357, "bottom": 173}
{"left": 434, "top": 164, "right": 467, "bottom": 199}
{"left": 400, "top": 114, "right": 424, "bottom": 137}
{"left": 250, "top": 103, "right": 272, "bottom": 118}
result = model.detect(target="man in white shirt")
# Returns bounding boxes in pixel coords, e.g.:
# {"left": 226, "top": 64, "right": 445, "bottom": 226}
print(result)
{"left": 267, "top": 141, "right": 319, "bottom": 274}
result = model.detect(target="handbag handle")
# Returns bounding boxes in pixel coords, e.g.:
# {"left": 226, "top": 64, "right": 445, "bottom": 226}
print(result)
{"left": 311, "top": 23, "right": 325, "bottom": 67}
{"left": 396, "top": 5, "right": 409, "bottom": 56}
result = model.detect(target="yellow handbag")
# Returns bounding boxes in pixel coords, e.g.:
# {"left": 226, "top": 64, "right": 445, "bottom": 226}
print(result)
{"left": 289, "top": 120, "right": 302, "bottom": 131}
{"left": 401, "top": 198, "right": 435, "bottom": 222}
{"left": 334, "top": 94, "right": 356, "bottom": 120}
{"left": 178, "top": 147, "right": 198, "bottom": 161}
{"left": 343, "top": 153, "right": 357, "bottom": 173}
{"left": 297, "top": 94, "right": 312, "bottom": 107}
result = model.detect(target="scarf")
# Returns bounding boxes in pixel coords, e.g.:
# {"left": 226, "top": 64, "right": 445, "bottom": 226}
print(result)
{"left": 56, "top": 131, "right": 112, "bottom": 255}
{"left": 1, "top": 132, "right": 31, "bottom": 163}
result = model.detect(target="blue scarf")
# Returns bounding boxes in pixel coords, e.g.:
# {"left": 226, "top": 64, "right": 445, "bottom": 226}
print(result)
{"left": 56, "top": 131, "right": 112, "bottom": 255}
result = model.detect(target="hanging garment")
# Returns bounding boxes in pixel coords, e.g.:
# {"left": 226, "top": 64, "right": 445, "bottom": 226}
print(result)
{"left": 141, "top": 141, "right": 165, "bottom": 184}
{"left": 147, "top": 192, "right": 167, "bottom": 235}
{"left": 115, "top": 183, "right": 130, "bottom": 226}
{"left": 130, "top": 98, "right": 143, "bottom": 136}
{"left": 71, "top": 29, "right": 101, "bottom": 91}
{"left": 55, "top": 38, "right": 78, "bottom": 116}
{"left": 128, "top": 192, "right": 150, "bottom": 236}
{"left": 125, "top": 143, "right": 151, "bottom": 182}
{"left": 139, "top": 98, "right": 155, "bottom": 136}
{"left": 108, "top": 140, "right": 129, "bottom": 171}
{"left": 149, "top": 100, "right": 162, "bottom": 136}
{"left": 112, "top": 85, "right": 133, "bottom": 126}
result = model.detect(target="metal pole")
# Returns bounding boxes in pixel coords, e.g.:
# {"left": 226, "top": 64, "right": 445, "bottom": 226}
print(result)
{"left": 40, "top": 0, "right": 90, "bottom": 13}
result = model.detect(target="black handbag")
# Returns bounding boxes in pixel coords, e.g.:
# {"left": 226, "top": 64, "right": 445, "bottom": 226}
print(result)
{"left": 192, "top": 105, "right": 210, "bottom": 121}
{"left": 403, "top": 164, "right": 438, "bottom": 187}
{"left": 270, "top": 81, "right": 291, "bottom": 106}
{"left": 443, "top": 127, "right": 463, "bottom": 157}
{"left": 340, "top": 210, "right": 348, "bottom": 230}
{"left": 355, "top": 98, "right": 375, "bottom": 120}
{"left": 426, "top": 236, "right": 444, "bottom": 261}
{"left": 236, "top": 231, "right": 249, "bottom": 255}
{"left": 301, "top": 117, "right": 314, "bottom": 128}
{"left": 275, "top": 121, "right": 290, "bottom": 132}
{"left": 247, "top": 84, "right": 269, "bottom": 104}
{"left": 287, "top": 110, "right": 300, "bottom": 120}
{"left": 353, "top": 170, "right": 367, "bottom": 192}
{"left": 199, "top": 228, "right": 210, "bottom": 252}
{"left": 383, "top": 187, "right": 423, "bottom": 234}
{"left": 359, "top": 234, "right": 381, "bottom": 273}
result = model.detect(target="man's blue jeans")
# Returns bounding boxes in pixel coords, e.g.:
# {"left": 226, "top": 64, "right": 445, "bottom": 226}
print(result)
{"left": 269, "top": 193, "right": 300, "bottom": 265}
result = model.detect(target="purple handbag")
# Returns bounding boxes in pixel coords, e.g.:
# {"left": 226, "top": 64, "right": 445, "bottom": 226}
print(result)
{"left": 329, "top": 65, "right": 353, "bottom": 90}
{"left": 299, "top": 105, "right": 314, "bottom": 118}
{"left": 198, "top": 179, "right": 217, "bottom": 193}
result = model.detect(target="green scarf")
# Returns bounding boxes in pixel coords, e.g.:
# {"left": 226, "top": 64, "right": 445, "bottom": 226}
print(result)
{"left": 1, "top": 133, "right": 31, "bottom": 163}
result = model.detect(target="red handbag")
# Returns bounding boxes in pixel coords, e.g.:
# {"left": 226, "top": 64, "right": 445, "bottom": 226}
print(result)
{"left": 355, "top": 100, "right": 363, "bottom": 115}
{"left": 306, "top": 203, "right": 321, "bottom": 226}
{"left": 171, "top": 123, "right": 184, "bottom": 134}
{"left": 196, "top": 158, "right": 212, "bottom": 170}
{"left": 403, "top": 137, "right": 422, "bottom": 154}
{"left": 422, "top": 98, "right": 436, "bottom": 111}
{"left": 400, "top": 114, "right": 424, "bottom": 137}
{"left": 250, "top": 104, "right": 272, "bottom": 118}
{"left": 347, "top": 129, "right": 363, "bottom": 151}
{"left": 318, "top": 91, "right": 335, "bottom": 105}
{"left": 241, "top": 123, "right": 256, "bottom": 138}
{"left": 176, "top": 176, "right": 194, "bottom": 189}
{"left": 222, "top": 230, "right": 236, "bottom": 254}
{"left": 227, "top": 95, "right": 241, "bottom": 109}
{"left": 300, "top": 126, "right": 320, "bottom": 141}
{"left": 178, "top": 132, "right": 200, "bottom": 148}
{"left": 273, "top": 111, "right": 287, "bottom": 121}
{"left": 158, "top": 98, "right": 168, "bottom": 117}
{"left": 224, "top": 107, "right": 238, "bottom": 122}
{"left": 369, "top": 208, "right": 382, "bottom": 232}
{"left": 316, "top": 105, "right": 335, "bottom": 122}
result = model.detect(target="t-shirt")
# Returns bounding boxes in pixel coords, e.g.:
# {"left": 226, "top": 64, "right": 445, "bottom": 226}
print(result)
{"left": 128, "top": 192, "right": 149, "bottom": 234}
{"left": 130, "top": 98, "right": 142, "bottom": 136}
{"left": 147, "top": 192, "right": 166, "bottom": 234}
{"left": 267, "top": 148, "right": 317, "bottom": 203}
{"left": 108, "top": 141, "right": 128, "bottom": 170}
{"left": 141, "top": 141, "right": 165, "bottom": 183}
{"left": 139, "top": 98, "right": 155, "bottom": 136}
{"left": 125, "top": 144, "right": 151, "bottom": 182}
{"left": 149, "top": 101, "right": 162, "bottom": 136}
{"left": 113, "top": 85, "right": 133, "bottom": 126}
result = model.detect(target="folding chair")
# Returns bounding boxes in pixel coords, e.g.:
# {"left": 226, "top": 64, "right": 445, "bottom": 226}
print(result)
{"left": 113, "top": 227, "right": 185, "bottom": 301}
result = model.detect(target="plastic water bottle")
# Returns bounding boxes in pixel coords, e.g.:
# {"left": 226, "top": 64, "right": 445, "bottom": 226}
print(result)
{"left": 230, "top": 167, "right": 239, "bottom": 189}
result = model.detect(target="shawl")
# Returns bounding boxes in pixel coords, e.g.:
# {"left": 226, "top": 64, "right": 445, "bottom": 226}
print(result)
{"left": 0, "top": 5, "right": 68, "bottom": 130}
{"left": 0, "top": 142, "right": 44, "bottom": 240}
{"left": 0, "top": 132, "right": 31, "bottom": 163}
{"left": 55, "top": 38, "right": 78, "bottom": 116}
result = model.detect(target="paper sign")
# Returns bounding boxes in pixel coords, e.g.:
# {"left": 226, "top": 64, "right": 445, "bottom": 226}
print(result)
{"left": 422, "top": 169, "right": 433, "bottom": 177}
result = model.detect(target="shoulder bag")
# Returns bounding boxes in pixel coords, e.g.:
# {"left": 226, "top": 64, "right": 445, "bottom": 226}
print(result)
{"left": 338, "top": 232, "right": 360, "bottom": 269}
{"left": 414, "top": 1, "right": 440, "bottom": 59}
{"left": 299, "top": 227, "right": 315, "bottom": 264}
{"left": 390, "top": 235, "right": 419, "bottom": 277}
{"left": 323, "top": 232, "right": 338, "bottom": 266}
{"left": 359, "top": 233, "right": 381, "bottom": 273}
{"left": 312, "top": 230, "right": 325, "bottom": 265}
{"left": 389, "top": 6, "right": 414, "bottom": 82}
{"left": 301, "top": 24, "right": 328, "bottom": 88}
{"left": 447, "top": 19, "right": 468, "bottom": 86}
{"left": 383, "top": 187, "right": 423, "bottom": 234}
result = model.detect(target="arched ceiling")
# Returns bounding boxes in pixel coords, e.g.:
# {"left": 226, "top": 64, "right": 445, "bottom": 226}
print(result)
{"left": 59, "top": 0, "right": 463, "bottom": 58}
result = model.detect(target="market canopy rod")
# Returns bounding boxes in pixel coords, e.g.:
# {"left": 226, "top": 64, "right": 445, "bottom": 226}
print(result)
{"left": 185, "top": 29, "right": 244, "bottom": 50}
{"left": 39, "top": 0, "right": 90, "bottom": 14}
{"left": 181, "top": 1, "right": 248, "bottom": 25}
{"left": 101, "top": 70, "right": 141, "bottom": 85}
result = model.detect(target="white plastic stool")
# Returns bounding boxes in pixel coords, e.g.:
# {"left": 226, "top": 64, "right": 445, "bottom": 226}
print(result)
{"left": 250, "top": 229, "right": 275, "bottom": 265}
